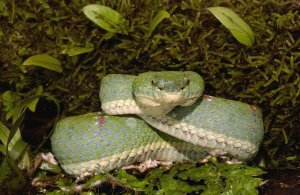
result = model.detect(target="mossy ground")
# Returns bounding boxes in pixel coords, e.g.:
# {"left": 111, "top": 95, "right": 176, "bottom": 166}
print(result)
{"left": 0, "top": 0, "right": 299, "bottom": 193}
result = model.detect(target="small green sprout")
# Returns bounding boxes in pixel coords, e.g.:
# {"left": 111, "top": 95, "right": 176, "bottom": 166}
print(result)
{"left": 61, "top": 46, "right": 94, "bottom": 56}
{"left": 146, "top": 10, "right": 170, "bottom": 39}
{"left": 22, "top": 54, "right": 63, "bottom": 73}
{"left": 82, "top": 4, "right": 129, "bottom": 34}
{"left": 207, "top": 7, "right": 255, "bottom": 46}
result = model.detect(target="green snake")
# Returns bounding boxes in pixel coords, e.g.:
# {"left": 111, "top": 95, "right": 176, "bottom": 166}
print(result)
{"left": 51, "top": 71, "right": 264, "bottom": 177}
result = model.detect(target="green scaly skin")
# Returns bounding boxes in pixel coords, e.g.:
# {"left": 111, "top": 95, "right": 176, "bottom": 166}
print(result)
{"left": 100, "top": 73, "right": 263, "bottom": 159}
{"left": 101, "top": 72, "right": 205, "bottom": 116}
{"left": 51, "top": 113, "right": 209, "bottom": 176}
{"left": 51, "top": 72, "right": 264, "bottom": 177}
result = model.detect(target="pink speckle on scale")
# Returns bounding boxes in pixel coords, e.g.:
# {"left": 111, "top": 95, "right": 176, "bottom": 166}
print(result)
{"left": 249, "top": 105, "right": 258, "bottom": 113}
{"left": 98, "top": 116, "right": 106, "bottom": 126}
{"left": 203, "top": 95, "right": 214, "bottom": 102}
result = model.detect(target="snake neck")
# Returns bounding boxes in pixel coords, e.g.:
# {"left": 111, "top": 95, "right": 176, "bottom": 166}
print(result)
{"left": 101, "top": 98, "right": 259, "bottom": 161}
{"left": 141, "top": 114, "right": 258, "bottom": 161}
{"left": 101, "top": 99, "right": 176, "bottom": 116}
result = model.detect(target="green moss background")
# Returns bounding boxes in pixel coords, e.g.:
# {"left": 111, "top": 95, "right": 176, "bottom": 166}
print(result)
{"left": 0, "top": 0, "right": 299, "bottom": 193}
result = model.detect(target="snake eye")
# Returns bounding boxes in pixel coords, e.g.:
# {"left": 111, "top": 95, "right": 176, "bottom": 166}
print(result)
{"left": 180, "top": 78, "right": 190, "bottom": 90}
{"left": 151, "top": 79, "right": 156, "bottom": 86}
{"left": 151, "top": 79, "right": 164, "bottom": 90}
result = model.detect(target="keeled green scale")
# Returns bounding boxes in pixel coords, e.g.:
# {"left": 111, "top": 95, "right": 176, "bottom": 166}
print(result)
{"left": 52, "top": 113, "right": 156, "bottom": 164}
{"left": 51, "top": 113, "right": 209, "bottom": 176}
{"left": 171, "top": 95, "right": 264, "bottom": 146}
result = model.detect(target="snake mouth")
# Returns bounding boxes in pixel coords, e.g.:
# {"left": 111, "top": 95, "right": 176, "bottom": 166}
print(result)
{"left": 135, "top": 93, "right": 199, "bottom": 107}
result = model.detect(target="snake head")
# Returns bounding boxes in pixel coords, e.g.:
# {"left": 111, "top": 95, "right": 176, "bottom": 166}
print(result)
{"left": 133, "top": 71, "right": 204, "bottom": 108}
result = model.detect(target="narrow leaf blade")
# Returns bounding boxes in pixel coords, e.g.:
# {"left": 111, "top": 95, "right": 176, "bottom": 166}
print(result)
{"left": 61, "top": 46, "right": 94, "bottom": 56}
{"left": 9, "top": 139, "right": 28, "bottom": 161}
{"left": 207, "top": 7, "right": 255, "bottom": 46}
{"left": 146, "top": 10, "right": 170, "bottom": 38}
{"left": 0, "top": 122, "right": 10, "bottom": 145}
{"left": 0, "top": 145, "right": 5, "bottom": 155}
{"left": 27, "top": 85, "right": 43, "bottom": 112}
{"left": 23, "top": 54, "right": 63, "bottom": 73}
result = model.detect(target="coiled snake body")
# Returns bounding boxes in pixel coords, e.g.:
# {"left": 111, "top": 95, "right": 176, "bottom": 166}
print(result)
{"left": 51, "top": 72, "right": 264, "bottom": 177}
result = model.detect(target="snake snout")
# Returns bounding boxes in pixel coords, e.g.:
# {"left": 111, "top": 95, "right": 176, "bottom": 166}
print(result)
{"left": 161, "top": 93, "right": 184, "bottom": 103}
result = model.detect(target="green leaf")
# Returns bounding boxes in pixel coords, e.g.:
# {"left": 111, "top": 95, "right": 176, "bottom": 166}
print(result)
{"left": 22, "top": 54, "right": 63, "bottom": 73}
{"left": 12, "top": 95, "right": 41, "bottom": 123}
{"left": 9, "top": 139, "right": 27, "bottom": 161}
{"left": 146, "top": 10, "right": 170, "bottom": 38}
{"left": 0, "top": 0, "right": 9, "bottom": 17}
{"left": 61, "top": 46, "right": 94, "bottom": 56}
{"left": 207, "top": 7, "right": 255, "bottom": 46}
{"left": 39, "top": 162, "right": 62, "bottom": 174}
{"left": 0, "top": 159, "right": 26, "bottom": 192}
{"left": 0, "top": 121, "right": 10, "bottom": 145}
{"left": 27, "top": 85, "right": 43, "bottom": 112}
{"left": 115, "top": 169, "right": 149, "bottom": 190}
{"left": 1, "top": 91, "right": 21, "bottom": 121}
{"left": 82, "top": 4, "right": 128, "bottom": 34}
{"left": 0, "top": 145, "right": 5, "bottom": 154}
